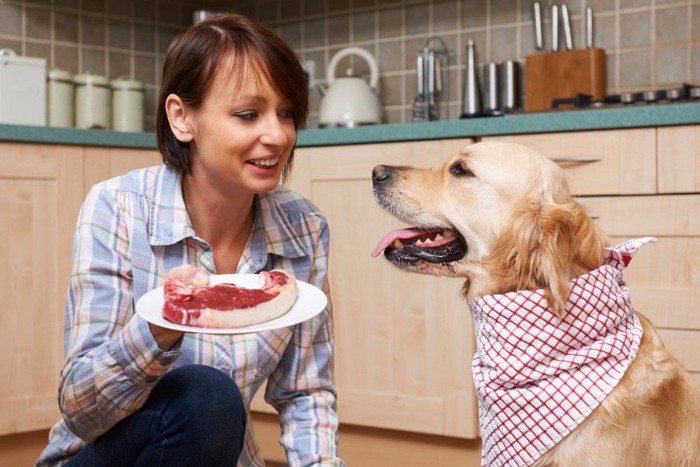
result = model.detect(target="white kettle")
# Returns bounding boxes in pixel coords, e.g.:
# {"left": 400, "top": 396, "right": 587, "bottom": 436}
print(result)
{"left": 319, "top": 47, "right": 382, "bottom": 128}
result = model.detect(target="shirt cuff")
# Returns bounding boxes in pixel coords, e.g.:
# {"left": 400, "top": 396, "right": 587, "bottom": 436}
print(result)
{"left": 109, "top": 315, "right": 183, "bottom": 385}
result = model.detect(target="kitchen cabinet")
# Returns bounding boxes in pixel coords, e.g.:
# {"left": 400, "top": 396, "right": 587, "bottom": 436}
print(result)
{"left": 0, "top": 143, "right": 82, "bottom": 435}
{"left": 0, "top": 143, "right": 159, "bottom": 436}
{"left": 252, "top": 138, "right": 480, "bottom": 439}
{"left": 483, "top": 126, "right": 700, "bottom": 385}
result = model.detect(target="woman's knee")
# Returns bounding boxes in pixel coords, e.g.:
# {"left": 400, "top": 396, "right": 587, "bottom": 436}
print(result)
{"left": 154, "top": 365, "right": 246, "bottom": 431}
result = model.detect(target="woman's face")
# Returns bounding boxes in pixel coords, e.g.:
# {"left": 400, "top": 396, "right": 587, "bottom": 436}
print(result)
{"left": 186, "top": 62, "right": 297, "bottom": 195}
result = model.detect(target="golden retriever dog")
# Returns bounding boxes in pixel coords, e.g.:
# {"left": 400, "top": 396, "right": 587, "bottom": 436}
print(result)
{"left": 371, "top": 142, "right": 700, "bottom": 467}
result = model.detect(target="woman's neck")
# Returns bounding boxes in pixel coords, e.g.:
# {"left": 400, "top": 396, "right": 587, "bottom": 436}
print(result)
{"left": 182, "top": 175, "right": 256, "bottom": 274}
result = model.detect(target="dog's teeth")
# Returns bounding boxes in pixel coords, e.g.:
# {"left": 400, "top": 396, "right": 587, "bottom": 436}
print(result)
{"left": 435, "top": 233, "right": 443, "bottom": 241}
{"left": 416, "top": 239, "right": 424, "bottom": 246}
{"left": 392, "top": 239, "right": 404, "bottom": 249}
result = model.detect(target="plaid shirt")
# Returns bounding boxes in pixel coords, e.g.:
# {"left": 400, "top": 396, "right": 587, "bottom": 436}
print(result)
{"left": 37, "top": 165, "right": 341, "bottom": 466}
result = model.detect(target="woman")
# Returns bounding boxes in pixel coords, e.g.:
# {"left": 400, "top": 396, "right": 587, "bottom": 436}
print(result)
{"left": 37, "top": 14, "right": 342, "bottom": 466}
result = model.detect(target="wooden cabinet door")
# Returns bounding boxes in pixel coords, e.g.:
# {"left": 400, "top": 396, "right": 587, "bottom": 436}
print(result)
{"left": 253, "top": 139, "right": 480, "bottom": 438}
{"left": 83, "top": 147, "right": 161, "bottom": 188}
{"left": 580, "top": 195, "right": 700, "bottom": 385}
{"left": 0, "top": 143, "right": 84, "bottom": 435}
{"left": 481, "top": 129, "right": 657, "bottom": 196}
{"left": 658, "top": 125, "right": 700, "bottom": 194}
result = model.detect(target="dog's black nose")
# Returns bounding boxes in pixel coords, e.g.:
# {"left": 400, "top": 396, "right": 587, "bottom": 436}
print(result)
{"left": 372, "top": 165, "right": 391, "bottom": 183}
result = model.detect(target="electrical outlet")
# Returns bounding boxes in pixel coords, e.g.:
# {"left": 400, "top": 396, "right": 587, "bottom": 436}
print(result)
{"left": 302, "top": 59, "right": 315, "bottom": 89}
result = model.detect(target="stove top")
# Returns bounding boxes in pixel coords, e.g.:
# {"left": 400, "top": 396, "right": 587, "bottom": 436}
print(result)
{"left": 551, "top": 83, "right": 700, "bottom": 109}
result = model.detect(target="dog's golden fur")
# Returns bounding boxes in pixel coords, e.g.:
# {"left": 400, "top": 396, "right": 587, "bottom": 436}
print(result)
{"left": 373, "top": 142, "right": 700, "bottom": 466}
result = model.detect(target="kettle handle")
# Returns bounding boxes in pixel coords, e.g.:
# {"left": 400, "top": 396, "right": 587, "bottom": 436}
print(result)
{"left": 326, "top": 47, "right": 379, "bottom": 89}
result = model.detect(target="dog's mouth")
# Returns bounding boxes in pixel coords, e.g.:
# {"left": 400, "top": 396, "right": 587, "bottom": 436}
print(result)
{"left": 371, "top": 227, "right": 467, "bottom": 263}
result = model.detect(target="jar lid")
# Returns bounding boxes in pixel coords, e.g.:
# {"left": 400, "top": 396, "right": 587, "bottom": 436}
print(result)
{"left": 73, "top": 72, "right": 109, "bottom": 86}
{"left": 47, "top": 66, "right": 73, "bottom": 83}
{"left": 110, "top": 76, "right": 144, "bottom": 91}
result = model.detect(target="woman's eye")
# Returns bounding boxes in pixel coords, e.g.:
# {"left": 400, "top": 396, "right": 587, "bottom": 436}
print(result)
{"left": 449, "top": 162, "right": 475, "bottom": 178}
{"left": 279, "top": 109, "right": 295, "bottom": 120}
{"left": 235, "top": 111, "right": 258, "bottom": 121}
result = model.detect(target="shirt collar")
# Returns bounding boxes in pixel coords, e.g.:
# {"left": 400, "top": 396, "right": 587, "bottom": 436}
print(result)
{"left": 148, "top": 166, "right": 307, "bottom": 263}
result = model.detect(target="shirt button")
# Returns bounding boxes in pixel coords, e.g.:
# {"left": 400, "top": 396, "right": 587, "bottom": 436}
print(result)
{"left": 145, "top": 376, "right": 158, "bottom": 384}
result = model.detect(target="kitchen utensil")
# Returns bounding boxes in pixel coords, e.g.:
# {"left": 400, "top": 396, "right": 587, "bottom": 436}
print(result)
{"left": 411, "top": 53, "right": 428, "bottom": 122}
{"left": 319, "top": 46, "right": 382, "bottom": 127}
{"left": 524, "top": 48, "right": 606, "bottom": 111}
{"left": 500, "top": 60, "right": 520, "bottom": 113}
{"left": 73, "top": 72, "right": 111, "bottom": 129}
{"left": 483, "top": 62, "right": 501, "bottom": 116}
{"left": 561, "top": 3, "right": 573, "bottom": 50}
{"left": 586, "top": 7, "right": 594, "bottom": 49}
{"left": 47, "top": 66, "right": 73, "bottom": 128}
{"left": 412, "top": 37, "right": 449, "bottom": 122}
{"left": 111, "top": 76, "right": 145, "bottom": 132}
{"left": 532, "top": 2, "right": 543, "bottom": 50}
{"left": 0, "top": 49, "right": 46, "bottom": 126}
{"left": 460, "top": 39, "right": 482, "bottom": 118}
{"left": 551, "top": 4, "right": 560, "bottom": 52}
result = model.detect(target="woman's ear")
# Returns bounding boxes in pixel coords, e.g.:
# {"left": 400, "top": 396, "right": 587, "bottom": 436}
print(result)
{"left": 165, "top": 94, "right": 194, "bottom": 143}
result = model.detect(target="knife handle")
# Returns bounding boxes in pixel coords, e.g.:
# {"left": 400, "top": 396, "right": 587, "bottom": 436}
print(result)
{"left": 561, "top": 3, "right": 573, "bottom": 50}
{"left": 551, "top": 4, "right": 559, "bottom": 52}
{"left": 586, "top": 7, "right": 594, "bottom": 48}
{"left": 532, "top": 1, "right": 543, "bottom": 50}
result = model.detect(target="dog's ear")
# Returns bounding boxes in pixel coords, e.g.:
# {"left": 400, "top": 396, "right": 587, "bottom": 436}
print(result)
{"left": 488, "top": 196, "right": 608, "bottom": 316}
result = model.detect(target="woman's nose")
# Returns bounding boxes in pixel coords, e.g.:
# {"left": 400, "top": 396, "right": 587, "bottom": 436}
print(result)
{"left": 260, "top": 114, "right": 291, "bottom": 146}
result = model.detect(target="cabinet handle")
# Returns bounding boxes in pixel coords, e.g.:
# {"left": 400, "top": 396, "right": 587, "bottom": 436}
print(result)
{"left": 588, "top": 214, "right": 601, "bottom": 220}
{"left": 551, "top": 156, "right": 602, "bottom": 164}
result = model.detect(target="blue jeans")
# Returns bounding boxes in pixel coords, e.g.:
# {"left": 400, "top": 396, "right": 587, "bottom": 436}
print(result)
{"left": 66, "top": 365, "right": 246, "bottom": 466}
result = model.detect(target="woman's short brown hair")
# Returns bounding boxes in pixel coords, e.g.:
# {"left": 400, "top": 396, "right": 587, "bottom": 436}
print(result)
{"left": 156, "top": 14, "right": 309, "bottom": 179}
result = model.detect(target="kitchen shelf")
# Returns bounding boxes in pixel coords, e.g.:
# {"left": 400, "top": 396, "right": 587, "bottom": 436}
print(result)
{"left": 0, "top": 102, "right": 698, "bottom": 150}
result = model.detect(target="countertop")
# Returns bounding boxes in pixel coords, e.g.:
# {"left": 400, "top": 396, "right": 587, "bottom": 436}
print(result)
{"left": 1, "top": 102, "right": 698, "bottom": 149}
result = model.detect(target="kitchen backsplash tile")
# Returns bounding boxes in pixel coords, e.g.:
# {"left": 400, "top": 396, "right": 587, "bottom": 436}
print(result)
{"left": 0, "top": 0, "right": 698, "bottom": 130}
{"left": 232, "top": 0, "right": 699, "bottom": 125}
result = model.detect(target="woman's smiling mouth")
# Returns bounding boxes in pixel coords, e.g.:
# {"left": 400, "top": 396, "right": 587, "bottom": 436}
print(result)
{"left": 248, "top": 157, "right": 280, "bottom": 168}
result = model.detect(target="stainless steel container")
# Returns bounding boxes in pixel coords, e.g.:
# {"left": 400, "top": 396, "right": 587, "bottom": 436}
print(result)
{"left": 47, "top": 67, "right": 74, "bottom": 127}
{"left": 111, "top": 77, "right": 145, "bottom": 132}
{"left": 483, "top": 62, "right": 500, "bottom": 114}
{"left": 74, "top": 72, "right": 111, "bottom": 129}
{"left": 500, "top": 60, "right": 521, "bottom": 113}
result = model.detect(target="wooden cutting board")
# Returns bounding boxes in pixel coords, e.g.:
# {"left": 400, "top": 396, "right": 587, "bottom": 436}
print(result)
{"left": 525, "top": 48, "right": 606, "bottom": 111}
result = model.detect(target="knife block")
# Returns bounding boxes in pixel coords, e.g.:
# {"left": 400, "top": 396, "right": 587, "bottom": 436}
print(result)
{"left": 524, "top": 48, "right": 606, "bottom": 111}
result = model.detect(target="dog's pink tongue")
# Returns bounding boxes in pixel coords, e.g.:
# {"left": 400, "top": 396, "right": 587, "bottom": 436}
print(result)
{"left": 371, "top": 228, "right": 424, "bottom": 257}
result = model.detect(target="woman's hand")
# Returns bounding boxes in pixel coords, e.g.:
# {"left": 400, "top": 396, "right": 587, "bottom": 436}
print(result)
{"left": 148, "top": 323, "right": 184, "bottom": 351}
{"left": 149, "top": 264, "right": 209, "bottom": 350}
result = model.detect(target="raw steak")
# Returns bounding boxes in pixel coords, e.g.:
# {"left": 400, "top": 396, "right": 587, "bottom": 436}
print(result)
{"left": 162, "top": 268, "right": 297, "bottom": 328}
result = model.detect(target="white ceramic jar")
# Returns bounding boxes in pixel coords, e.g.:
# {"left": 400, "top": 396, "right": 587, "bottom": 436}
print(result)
{"left": 47, "top": 67, "right": 74, "bottom": 127}
{"left": 73, "top": 72, "right": 110, "bottom": 129}
{"left": 111, "top": 77, "right": 145, "bottom": 132}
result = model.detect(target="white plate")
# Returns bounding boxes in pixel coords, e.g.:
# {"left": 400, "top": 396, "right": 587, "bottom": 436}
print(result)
{"left": 136, "top": 274, "right": 327, "bottom": 335}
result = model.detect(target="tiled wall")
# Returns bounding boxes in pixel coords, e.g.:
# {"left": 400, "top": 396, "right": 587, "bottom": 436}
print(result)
{"left": 0, "top": 0, "right": 228, "bottom": 131}
{"left": 1, "top": 0, "right": 699, "bottom": 129}
{"left": 238, "top": 0, "right": 700, "bottom": 126}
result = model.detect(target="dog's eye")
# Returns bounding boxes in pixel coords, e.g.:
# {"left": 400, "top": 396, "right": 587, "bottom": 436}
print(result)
{"left": 449, "top": 162, "right": 475, "bottom": 178}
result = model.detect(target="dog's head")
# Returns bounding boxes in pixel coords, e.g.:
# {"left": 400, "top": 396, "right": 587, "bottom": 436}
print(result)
{"left": 371, "top": 141, "right": 609, "bottom": 315}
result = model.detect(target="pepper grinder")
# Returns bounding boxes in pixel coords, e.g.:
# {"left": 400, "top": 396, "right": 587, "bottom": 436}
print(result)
{"left": 460, "top": 39, "right": 482, "bottom": 118}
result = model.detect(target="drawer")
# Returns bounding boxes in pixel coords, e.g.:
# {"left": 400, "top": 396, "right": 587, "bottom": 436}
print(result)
{"left": 481, "top": 129, "right": 656, "bottom": 196}
{"left": 658, "top": 125, "right": 700, "bottom": 194}
{"left": 579, "top": 195, "right": 700, "bottom": 331}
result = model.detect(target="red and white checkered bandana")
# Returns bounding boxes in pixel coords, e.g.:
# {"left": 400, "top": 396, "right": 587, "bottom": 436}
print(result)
{"left": 469, "top": 237, "right": 655, "bottom": 467}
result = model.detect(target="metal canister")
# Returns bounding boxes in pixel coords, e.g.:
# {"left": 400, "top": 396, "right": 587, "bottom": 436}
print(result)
{"left": 73, "top": 72, "right": 111, "bottom": 129}
{"left": 111, "top": 77, "right": 145, "bottom": 132}
{"left": 47, "top": 67, "right": 74, "bottom": 127}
